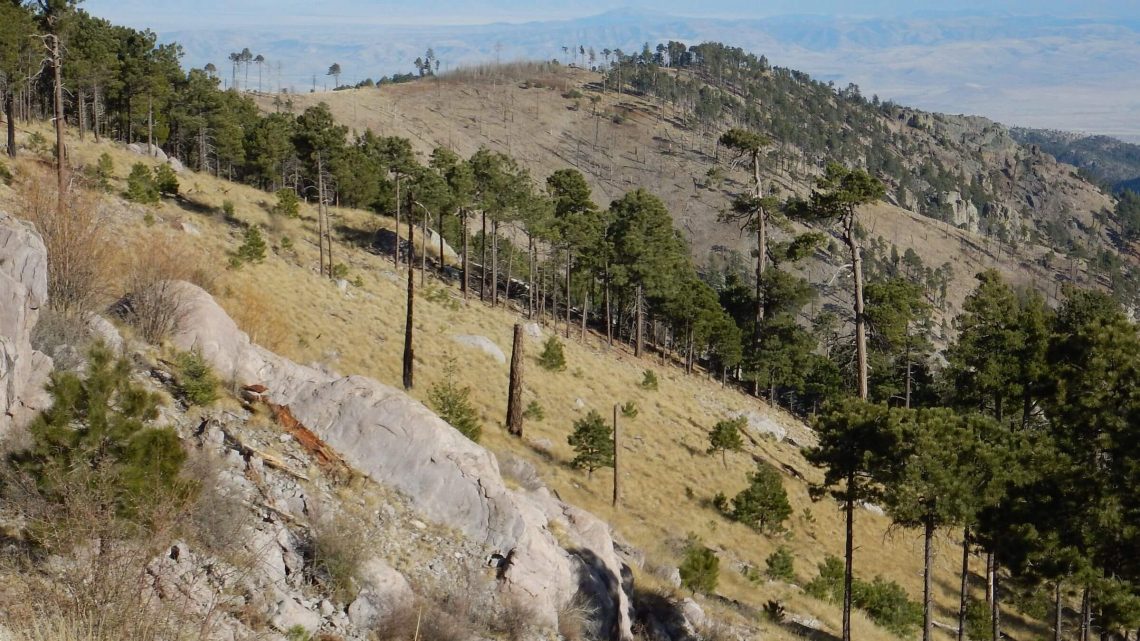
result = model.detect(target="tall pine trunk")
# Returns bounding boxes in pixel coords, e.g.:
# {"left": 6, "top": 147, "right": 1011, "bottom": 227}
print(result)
{"left": 491, "top": 220, "right": 499, "bottom": 306}
{"left": 4, "top": 90, "right": 15, "bottom": 158}
{"left": 461, "top": 210, "right": 469, "bottom": 299}
{"left": 394, "top": 176, "right": 402, "bottom": 267}
{"left": 846, "top": 226, "right": 869, "bottom": 400}
{"left": 842, "top": 480, "right": 855, "bottom": 641}
{"left": 50, "top": 34, "right": 66, "bottom": 198}
{"left": 959, "top": 526, "right": 970, "bottom": 641}
{"left": 506, "top": 324, "right": 524, "bottom": 437}
{"left": 565, "top": 250, "right": 572, "bottom": 339}
{"left": 77, "top": 89, "right": 86, "bottom": 141}
{"left": 403, "top": 214, "right": 415, "bottom": 390}
{"left": 923, "top": 516, "right": 935, "bottom": 641}
{"left": 634, "top": 284, "right": 644, "bottom": 358}
{"left": 480, "top": 211, "right": 488, "bottom": 302}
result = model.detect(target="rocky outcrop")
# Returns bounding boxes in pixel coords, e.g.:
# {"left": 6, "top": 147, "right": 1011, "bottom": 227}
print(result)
{"left": 0, "top": 212, "right": 52, "bottom": 436}
{"left": 168, "top": 282, "right": 634, "bottom": 638}
{"left": 450, "top": 334, "right": 506, "bottom": 364}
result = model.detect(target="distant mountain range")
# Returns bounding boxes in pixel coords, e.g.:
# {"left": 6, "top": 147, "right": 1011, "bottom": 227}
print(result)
{"left": 147, "top": 9, "right": 1140, "bottom": 140}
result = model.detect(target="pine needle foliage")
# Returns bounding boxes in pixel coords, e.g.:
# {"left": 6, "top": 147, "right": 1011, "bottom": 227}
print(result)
{"left": 567, "top": 410, "right": 613, "bottom": 478}
{"left": 538, "top": 336, "right": 567, "bottom": 372}
{"left": 679, "top": 535, "right": 719, "bottom": 595}
{"left": 12, "top": 343, "right": 190, "bottom": 521}
{"left": 428, "top": 364, "right": 482, "bottom": 442}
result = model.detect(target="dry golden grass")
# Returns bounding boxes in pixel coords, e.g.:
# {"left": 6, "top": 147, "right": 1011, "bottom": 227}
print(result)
{"left": 0, "top": 122, "right": 1053, "bottom": 641}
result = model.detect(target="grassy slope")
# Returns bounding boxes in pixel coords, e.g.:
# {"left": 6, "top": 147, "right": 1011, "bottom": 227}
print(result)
{"left": 272, "top": 67, "right": 1114, "bottom": 318}
{"left": 0, "top": 123, "right": 1048, "bottom": 641}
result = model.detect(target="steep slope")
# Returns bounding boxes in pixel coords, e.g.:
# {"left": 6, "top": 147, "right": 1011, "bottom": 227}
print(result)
{"left": 266, "top": 64, "right": 1124, "bottom": 314}
{"left": 0, "top": 124, "right": 1050, "bottom": 640}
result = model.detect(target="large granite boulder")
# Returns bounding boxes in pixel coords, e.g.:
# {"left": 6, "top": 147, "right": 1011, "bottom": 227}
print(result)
{"left": 167, "top": 282, "right": 633, "bottom": 638}
{"left": 0, "top": 212, "right": 52, "bottom": 436}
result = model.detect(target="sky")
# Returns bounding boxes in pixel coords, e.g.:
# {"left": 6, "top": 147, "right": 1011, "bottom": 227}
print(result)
{"left": 83, "top": 0, "right": 1140, "bottom": 30}
{"left": 77, "top": 1, "right": 1140, "bottom": 138}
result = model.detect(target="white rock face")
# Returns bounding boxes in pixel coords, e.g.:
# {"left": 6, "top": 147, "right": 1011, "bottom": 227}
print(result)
{"left": 450, "top": 334, "right": 506, "bottom": 364}
{"left": 0, "top": 212, "right": 52, "bottom": 436}
{"left": 424, "top": 228, "right": 459, "bottom": 263}
{"left": 347, "top": 557, "right": 414, "bottom": 628}
{"left": 733, "top": 410, "right": 788, "bottom": 442}
{"left": 168, "top": 282, "right": 633, "bottom": 638}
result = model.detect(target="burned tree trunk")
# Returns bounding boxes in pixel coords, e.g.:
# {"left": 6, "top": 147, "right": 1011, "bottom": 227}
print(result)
{"left": 506, "top": 324, "right": 525, "bottom": 437}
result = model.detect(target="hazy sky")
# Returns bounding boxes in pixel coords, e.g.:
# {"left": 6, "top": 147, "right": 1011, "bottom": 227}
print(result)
{"left": 83, "top": 0, "right": 1140, "bottom": 30}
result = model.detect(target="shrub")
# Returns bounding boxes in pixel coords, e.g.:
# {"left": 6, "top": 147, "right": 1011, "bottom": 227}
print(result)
{"left": 640, "top": 369, "right": 658, "bottom": 390}
{"left": 331, "top": 263, "right": 349, "bottom": 279}
{"left": 20, "top": 174, "right": 111, "bottom": 314}
{"left": 222, "top": 200, "right": 235, "bottom": 217}
{"left": 13, "top": 343, "right": 188, "bottom": 517}
{"left": 707, "top": 416, "right": 745, "bottom": 466}
{"left": 538, "top": 336, "right": 566, "bottom": 371}
{"left": 678, "top": 536, "right": 719, "bottom": 595}
{"left": 620, "top": 400, "right": 638, "bottom": 419}
{"left": 308, "top": 510, "right": 369, "bottom": 604}
{"left": 568, "top": 410, "right": 613, "bottom": 478}
{"left": 765, "top": 546, "right": 795, "bottom": 582}
{"left": 0, "top": 159, "right": 12, "bottom": 185}
{"left": 173, "top": 349, "right": 219, "bottom": 406}
{"left": 804, "top": 556, "right": 923, "bottom": 636}
{"left": 763, "top": 599, "right": 786, "bottom": 623}
{"left": 125, "top": 162, "right": 159, "bottom": 203}
{"left": 235, "top": 225, "right": 267, "bottom": 264}
{"left": 152, "top": 162, "right": 179, "bottom": 197}
{"left": 805, "top": 555, "right": 845, "bottom": 602}
{"left": 965, "top": 597, "right": 993, "bottom": 641}
{"left": 95, "top": 152, "right": 114, "bottom": 188}
{"left": 286, "top": 626, "right": 311, "bottom": 641}
{"left": 852, "top": 576, "right": 923, "bottom": 637}
{"left": 730, "top": 461, "right": 792, "bottom": 534}
{"left": 711, "top": 491, "right": 728, "bottom": 513}
{"left": 273, "top": 188, "right": 300, "bottom": 217}
{"left": 428, "top": 364, "right": 482, "bottom": 442}
{"left": 523, "top": 400, "right": 545, "bottom": 421}
{"left": 121, "top": 235, "right": 195, "bottom": 344}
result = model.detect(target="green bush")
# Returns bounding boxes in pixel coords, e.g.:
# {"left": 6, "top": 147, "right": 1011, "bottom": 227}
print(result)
{"left": 567, "top": 410, "right": 613, "bottom": 478}
{"left": 273, "top": 188, "right": 301, "bottom": 217}
{"left": 765, "top": 546, "right": 795, "bottom": 582}
{"left": 13, "top": 343, "right": 189, "bottom": 519}
{"left": 125, "top": 162, "right": 159, "bottom": 204}
{"left": 640, "top": 369, "right": 658, "bottom": 390}
{"left": 852, "top": 576, "right": 923, "bottom": 637}
{"left": 523, "top": 400, "right": 545, "bottom": 421}
{"left": 153, "top": 162, "right": 179, "bottom": 196}
{"left": 222, "top": 199, "right": 235, "bottom": 217}
{"left": 0, "top": 160, "right": 12, "bottom": 185}
{"left": 711, "top": 491, "right": 728, "bottom": 513}
{"left": 428, "top": 365, "right": 482, "bottom": 442}
{"left": 620, "top": 400, "right": 638, "bottom": 419}
{"left": 331, "top": 263, "right": 350, "bottom": 279}
{"left": 235, "top": 226, "right": 267, "bottom": 264}
{"left": 707, "top": 416, "right": 745, "bottom": 465}
{"left": 730, "top": 461, "right": 792, "bottom": 534}
{"left": 804, "top": 555, "right": 923, "bottom": 636}
{"left": 173, "top": 350, "right": 219, "bottom": 407}
{"left": 805, "top": 555, "right": 845, "bottom": 602}
{"left": 679, "top": 535, "right": 719, "bottom": 595}
{"left": 965, "top": 597, "right": 993, "bottom": 641}
{"left": 538, "top": 336, "right": 566, "bottom": 371}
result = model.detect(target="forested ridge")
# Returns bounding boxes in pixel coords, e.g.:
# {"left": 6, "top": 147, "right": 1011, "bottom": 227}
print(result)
{"left": 5, "top": 2, "right": 1140, "bottom": 640}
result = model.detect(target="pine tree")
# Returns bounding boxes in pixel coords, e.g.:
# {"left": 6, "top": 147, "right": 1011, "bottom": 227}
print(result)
{"left": 428, "top": 364, "right": 482, "bottom": 442}
{"left": 14, "top": 343, "right": 189, "bottom": 518}
{"left": 731, "top": 460, "right": 793, "bottom": 534}
{"left": 125, "top": 162, "right": 159, "bottom": 203}
{"left": 788, "top": 164, "right": 885, "bottom": 400}
{"left": 538, "top": 336, "right": 566, "bottom": 372}
{"left": 806, "top": 399, "right": 903, "bottom": 641}
{"left": 236, "top": 225, "right": 267, "bottom": 264}
{"left": 568, "top": 410, "right": 614, "bottom": 478}
{"left": 707, "top": 416, "right": 745, "bottom": 467}
{"left": 679, "top": 536, "right": 719, "bottom": 595}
